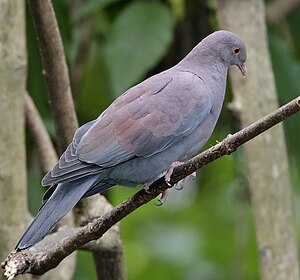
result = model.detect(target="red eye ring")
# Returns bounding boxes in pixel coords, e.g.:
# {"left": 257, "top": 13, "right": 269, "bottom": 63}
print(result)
{"left": 234, "top": 48, "right": 240, "bottom": 54}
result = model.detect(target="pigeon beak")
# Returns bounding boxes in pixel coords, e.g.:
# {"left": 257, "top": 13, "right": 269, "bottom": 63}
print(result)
{"left": 238, "top": 63, "right": 247, "bottom": 77}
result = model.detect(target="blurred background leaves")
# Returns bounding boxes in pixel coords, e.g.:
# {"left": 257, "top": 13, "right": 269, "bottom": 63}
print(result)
{"left": 25, "top": 0, "right": 300, "bottom": 279}
{"left": 104, "top": 1, "right": 173, "bottom": 96}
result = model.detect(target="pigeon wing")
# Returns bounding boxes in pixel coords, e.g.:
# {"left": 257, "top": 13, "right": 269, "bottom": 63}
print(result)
{"left": 77, "top": 70, "right": 212, "bottom": 166}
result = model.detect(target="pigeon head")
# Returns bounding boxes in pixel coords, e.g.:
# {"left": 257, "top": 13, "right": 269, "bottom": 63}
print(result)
{"left": 201, "top": 30, "right": 247, "bottom": 76}
{"left": 180, "top": 30, "right": 247, "bottom": 77}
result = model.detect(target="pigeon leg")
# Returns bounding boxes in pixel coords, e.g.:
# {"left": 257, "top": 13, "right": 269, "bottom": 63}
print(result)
{"left": 143, "top": 182, "right": 170, "bottom": 206}
{"left": 143, "top": 161, "right": 182, "bottom": 192}
{"left": 165, "top": 161, "right": 197, "bottom": 188}
{"left": 145, "top": 161, "right": 195, "bottom": 205}
{"left": 164, "top": 161, "right": 183, "bottom": 184}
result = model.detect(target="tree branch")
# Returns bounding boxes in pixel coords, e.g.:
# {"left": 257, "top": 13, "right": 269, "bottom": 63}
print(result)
{"left": 26, "top": 1, "right": 125, "bottom": 279}
{"left": 2, "top": 95, "right": 300, "bottom": 278}
{"left": 75, "top": 196, "right": 125, "bottom": 280}
{"left": 27, "top": 0, "right": 78, "bottom": 154}
{"left": 25, "top": 92, "right": 58, "bottom": 173}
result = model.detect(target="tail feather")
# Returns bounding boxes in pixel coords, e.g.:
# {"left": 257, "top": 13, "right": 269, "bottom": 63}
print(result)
{"left": 15, "top": 175, "right": 98, "bottom": 250}
{"left": 82, "top": 182, "right": 114, "bottom": 198}
{"left": 42, "top": 181, "right": 114, "bottom": 203}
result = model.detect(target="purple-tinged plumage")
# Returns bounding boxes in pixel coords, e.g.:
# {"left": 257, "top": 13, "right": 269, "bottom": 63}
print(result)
{"left": 16, "top": 30, "right": 247, "bottom": 250}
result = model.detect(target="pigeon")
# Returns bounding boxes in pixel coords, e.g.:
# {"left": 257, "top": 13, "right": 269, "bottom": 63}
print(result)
{"left": 15, "top": 30, "right": 247, "bottom": 250}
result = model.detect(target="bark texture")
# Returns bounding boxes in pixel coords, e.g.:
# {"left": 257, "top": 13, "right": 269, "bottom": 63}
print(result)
{"left": 217, "top": 1, "right": 299, "bottom": 279}
{"left": 0, "top": 1, "right": 30, "bottom": 280}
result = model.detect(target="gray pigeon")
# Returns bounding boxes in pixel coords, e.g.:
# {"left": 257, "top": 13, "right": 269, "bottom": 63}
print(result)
{"left": 16, "top": 30, "right": 247, "bottom": 250}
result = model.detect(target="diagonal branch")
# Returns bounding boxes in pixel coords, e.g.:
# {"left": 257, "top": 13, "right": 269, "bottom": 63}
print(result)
{"left": 25, "top": 92, "right": 58, "bottom": 173}
{"left": 2, "top": 95, "right": 300, "bottom": 278}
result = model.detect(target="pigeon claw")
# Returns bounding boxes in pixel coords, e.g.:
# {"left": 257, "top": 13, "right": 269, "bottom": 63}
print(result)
{"left": 175, "top": 184, "right": 184, "bottom": 191}
{"left": 155, "top": 189, "right": 170, "bottom": 206}
{"left": 175, "top": 172, "right": 197, "bottom": 190}
{"left": 164, "top": 161, "right": 183, "bottom": 184}
{"left": 165, "top": 179, "right": 172, "bottom": 187}
{"left": 143, "top": 182, "right": 152, "bottom": 193}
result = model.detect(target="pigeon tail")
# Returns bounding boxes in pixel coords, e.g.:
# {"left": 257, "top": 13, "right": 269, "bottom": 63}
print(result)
{"left": 15, "top": 175, "right": 98, "bottom": 250}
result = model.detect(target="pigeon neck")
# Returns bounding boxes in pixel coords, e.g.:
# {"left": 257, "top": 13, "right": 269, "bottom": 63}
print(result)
{"left": 177, "top": 46, "right": 228, "bottom": 79}
{"left": 175, "top": 47, "right": 228, "bottom": 112}
{"left": 176, "top": 52, "right": 228, "bottom": 90}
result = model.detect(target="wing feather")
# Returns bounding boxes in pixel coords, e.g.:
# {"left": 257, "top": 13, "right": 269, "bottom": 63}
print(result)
{"left": 43, "top": 70, "right": 212, "bottom": 186}
{"left": 77, "top": 70, "right": 212, "bottom": 164}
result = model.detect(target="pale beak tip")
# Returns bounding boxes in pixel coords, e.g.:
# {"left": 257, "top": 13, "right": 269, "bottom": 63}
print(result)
{"left": 239, "top": 63, "right": 247, "bottom": 77}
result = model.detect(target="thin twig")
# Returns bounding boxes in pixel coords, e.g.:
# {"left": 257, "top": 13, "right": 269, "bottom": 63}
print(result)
{"left": 25, "top": 92, "right": 58, "bottom": 173}
{"left": 2, "top": 95, "right": 300, "bottom": 277}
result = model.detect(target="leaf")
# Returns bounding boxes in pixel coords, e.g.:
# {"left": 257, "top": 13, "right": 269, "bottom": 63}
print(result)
{"left": 104, "top": 1, "right": 173, "bottom": 96}
{"left": 77, "top": 41, "right": 113, "bottom": 121}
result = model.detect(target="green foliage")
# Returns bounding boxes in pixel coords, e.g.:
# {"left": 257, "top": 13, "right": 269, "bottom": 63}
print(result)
{"left": 77, "top": 42, "right": 113, "bottom": 121}
{"left": 75, "top": 0, "right": 120, "bottom": 20}
{"left": 104, "top": 1, "right": 174, "bottom": 96}
{"left": 268, "top": 30, "right": 300, "bottom": 168}
{"left": 74, "top": 251, "right": 97, "bottom": 279}
{"left": 26, "top": 4, "right": 50, "bottom": 120}
{"left": 25, "top": 1, "right": 300, "bottom": 279}
{"left": 288, "top": 8, "right": 300, "bottom": 61}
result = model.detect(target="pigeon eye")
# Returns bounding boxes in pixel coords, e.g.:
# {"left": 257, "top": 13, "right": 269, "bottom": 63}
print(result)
{"left": 234, "top": 48, "right": 240, "bottom": 54}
